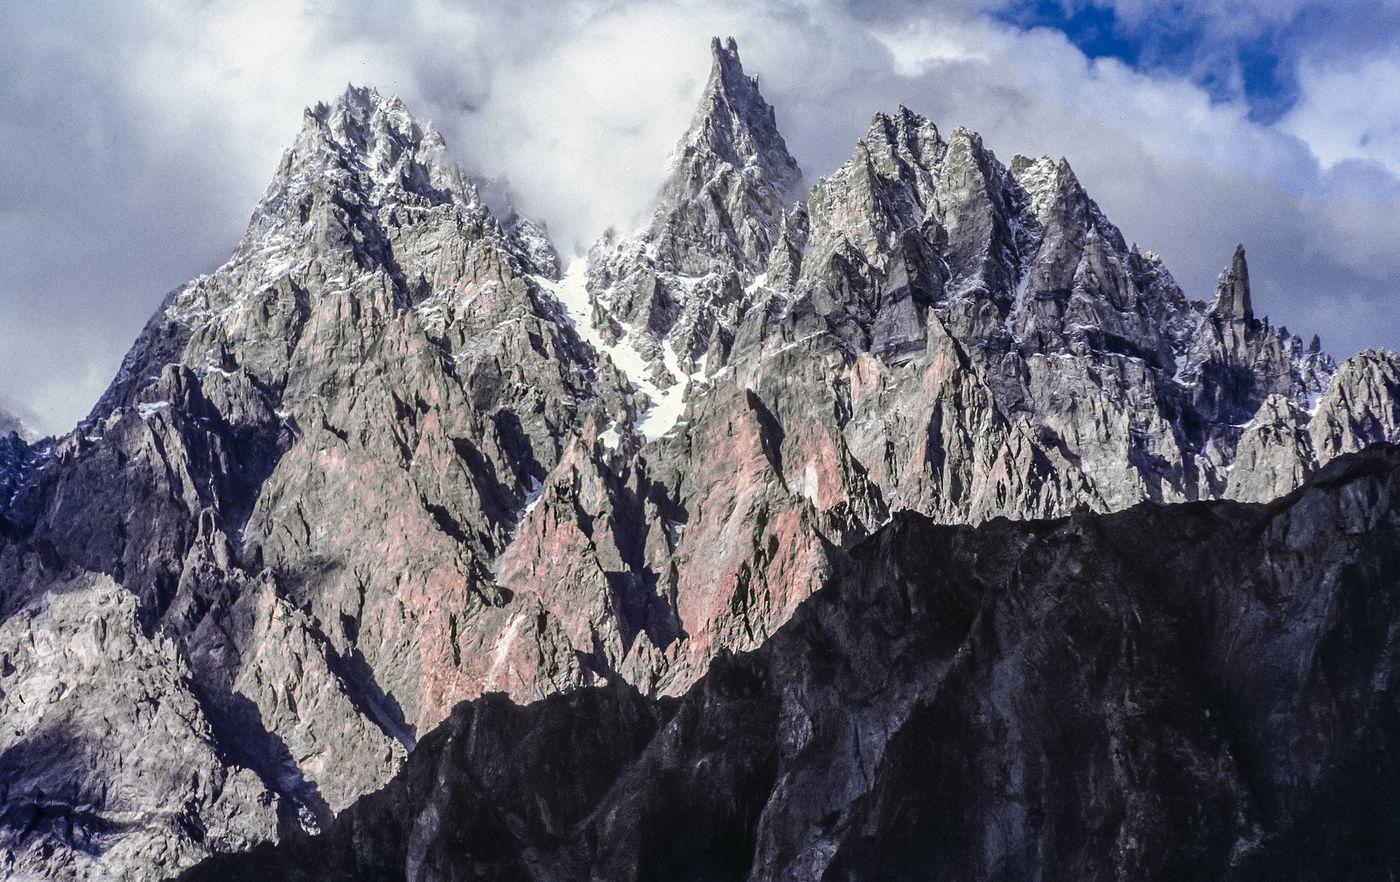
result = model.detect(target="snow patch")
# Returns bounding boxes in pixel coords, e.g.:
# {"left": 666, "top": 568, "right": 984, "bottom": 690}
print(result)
{"left": 636, "top": 340, "right": 690, "bottom": 441}
{"left": 137, "top": 401, "right": 170, "bottom": 420}
{"left": 797, "top": 462, "right": 820, "bottom": 503}
{"left": 1005, "top": 271, "right": 1030, "bottom": 340}
{"left": 1171, "top": 352, "right": 1195, "bottom": 387}
{"left": 771, "top": 331, "right": 825, "bottom": 357}
{"left": 665, "top": 519, "right": 686, "bottom": 546}
{"left": 537, "top": 259, "right": 693, "bottom": 443}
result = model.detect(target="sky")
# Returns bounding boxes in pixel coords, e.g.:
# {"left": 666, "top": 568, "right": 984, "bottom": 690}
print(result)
{"left": 2, "top": 0, "right": 1399, "bottom": 435}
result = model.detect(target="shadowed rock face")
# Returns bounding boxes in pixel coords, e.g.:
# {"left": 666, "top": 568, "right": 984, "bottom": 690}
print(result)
{"left": 184, "top": 444, "right": 1400, "bottom": 881}
{"left": 5, "top": 37, "right": 1400, "bottom": 880}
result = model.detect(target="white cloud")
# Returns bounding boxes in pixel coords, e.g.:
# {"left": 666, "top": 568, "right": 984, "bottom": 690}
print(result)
{"left": 872, "top": 15, "right": 991, "bottom": 74}
{"left": 1281, "top": 52, "right": 1400, "bottom": 177}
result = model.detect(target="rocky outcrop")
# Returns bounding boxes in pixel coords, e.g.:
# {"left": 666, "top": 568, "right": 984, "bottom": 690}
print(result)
{"left": 1310, "top": 348, "right": 1400, "bottom": 464}
{"left": 1222, "top": 348, "right": 1400, "bottom": 502}
{"left": 1224, "top": 393, "right": 1314, "bottom": 502}
{"left": 184, "top": 444, "right": 1400, "bottom": 881}
{"left": 586, "top": 37, "right": 804, "bottom": 377}
{"left": 4, "top": 36, "right": 1400, "bottom": 880}
{"left": 0, "top": 407, "right": 36, "bottom": 443}
{"left": 1, "top": 574, "right": 277, "bottom": 881}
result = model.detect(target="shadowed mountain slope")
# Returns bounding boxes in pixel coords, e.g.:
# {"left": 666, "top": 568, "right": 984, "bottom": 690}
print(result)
{"left": 185, "top": 444, "right": 1400, "bottom": 881}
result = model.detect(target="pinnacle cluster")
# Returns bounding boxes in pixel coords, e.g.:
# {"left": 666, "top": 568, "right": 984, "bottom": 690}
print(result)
{"left": 2, "top": 37, "right": 1400, "bottom": 880}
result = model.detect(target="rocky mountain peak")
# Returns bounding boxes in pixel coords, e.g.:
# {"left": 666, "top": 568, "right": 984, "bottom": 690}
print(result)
{"left": 579, "top": 37, "right": 808, "bottom": 400}
{"left": 270, "top": 84, "right": 477, "bottom": 218}
{"left": 88, "top": 84, "right": 562, "bottom": 421}
{"left": 682, "top": 36, "right": 802, "bottom": 197}
{"left": 869, "top": 105, "right": 942, "bottom": 151}
{"left": 0, "top": 405, "right": 37, "bottom": 442}
{"left": 1209, "top": 244, "right": 1253, "bottom": 322}
{"left": 0, "top": 406, "right": 35, "bottom": 517}
{"left": 310, "top": 84, "right": 416, "bottom": 142}
{"left": 864, "top": 106, "right": 944, "bottom": 183}
{"left": 641, "top": 37, "right": 803, "bottom": 276}
{"left": 238, "top": 83, "right": 563, "bottom": 283}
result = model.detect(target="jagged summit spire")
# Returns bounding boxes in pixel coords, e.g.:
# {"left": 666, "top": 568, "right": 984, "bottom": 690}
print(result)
{"left": 867, "top": 105, "right": 943, "bottom": 159}
{"left": 269, "top": 84, "right": 484, "bottom": 211}
{"left": 639, "top": 38, "right": 804, "bottom": 275}
{"left": 231, "top": 84, "right": 534, "bottom": 285}
{"left": 703, "top": 37, "right": 769, "bottom": 123}
{"left": 1211, "top": 244, "right": 1253, "bottom": 322}
{"left": 710, "top": 35, "right": 739, "bottom": 63}
{"left": 299, "top": 84, "right": 428, "bottom": 156}
{"left": 665, "top": 36, "right": 801, "bottom": 201}
{"left": 307, "top": 83, "right": 381, "bottom": 127}
{"left": 339, "top": 82, "right": 377, "bottom": 111}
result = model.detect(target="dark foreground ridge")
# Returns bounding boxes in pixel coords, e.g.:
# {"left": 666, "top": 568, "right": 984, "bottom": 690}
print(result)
{"left": 185, "top": 445, "right": 1400, "bottom": 881}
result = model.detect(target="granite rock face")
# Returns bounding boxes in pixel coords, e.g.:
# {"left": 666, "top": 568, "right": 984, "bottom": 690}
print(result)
{"left": 1, "top": 574, "right": 278, "bottom": 880}
{"left": 185, "top": 444, "right": 1400, "bottom": 881}
{"left": 3, "top": 37, "right": 1400, "bottom": 879}
{"left": 1225, "top": 349, "right": 1400, "bottom": 502}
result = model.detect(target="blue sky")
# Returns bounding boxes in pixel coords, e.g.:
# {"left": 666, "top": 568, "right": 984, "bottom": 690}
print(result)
{"left": 993, "top": 0, "right": 1400, "bottom": 150}
{"left": 2, "top": 0, "right": 1399, "bottom": 432}
{"left": 995, "top": 0, "right": 1299, "bottom": 123}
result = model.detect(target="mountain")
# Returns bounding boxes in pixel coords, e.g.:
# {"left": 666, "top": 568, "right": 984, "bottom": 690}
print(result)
{"left": 0, "top": 407, "right": 31, "bottom": 519}
{"left": 0, "top": 406, "right": 38, "bottom": 510}
{"left": 3, "top": 37, "right": 1400, "bottom": 880}
{"left": 185, "top": 443, "right": 1400, "bottom": 880}
{"left": 0, "top": 406, "right": 37, "bottom": 442}
{"left": 2, "top": 83, "right": 620, "bottom": 880}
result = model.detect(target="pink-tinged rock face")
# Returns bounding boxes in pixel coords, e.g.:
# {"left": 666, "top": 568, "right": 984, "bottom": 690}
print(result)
{"left": 670, "top": 397, "right": 803, "bottom": 645}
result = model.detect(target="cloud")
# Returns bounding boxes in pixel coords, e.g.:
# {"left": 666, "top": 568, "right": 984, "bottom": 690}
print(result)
{"left": 1281, "top": 53, "right": 1400, "bottom": 178}
{"left": 1, "top": 0, "right": 1398, "bottom": 434}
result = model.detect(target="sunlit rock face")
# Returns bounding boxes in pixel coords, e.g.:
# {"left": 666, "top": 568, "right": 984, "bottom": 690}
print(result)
{"left": 2, "top": 36, "right": 1398, "bottom": 880}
